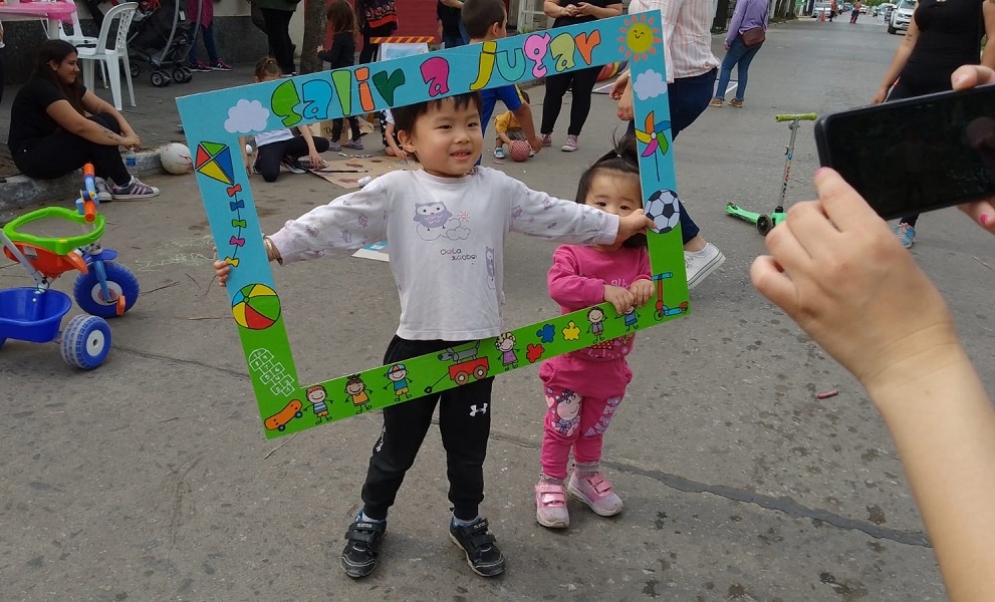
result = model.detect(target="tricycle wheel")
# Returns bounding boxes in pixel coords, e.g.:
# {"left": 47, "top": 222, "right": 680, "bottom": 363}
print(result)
{"left": 756, "top": 214, "right": 773, "bottom": 236}
{"left": 74, "top": 262, "right": 140, "bottom": 318}
{"left": 61, "top": 315, "right": 112, "bottom": 370}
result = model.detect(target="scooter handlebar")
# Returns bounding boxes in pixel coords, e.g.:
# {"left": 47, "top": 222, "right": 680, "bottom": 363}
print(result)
{"left": 775, "top": 113, "right": 818, "bottom": 122}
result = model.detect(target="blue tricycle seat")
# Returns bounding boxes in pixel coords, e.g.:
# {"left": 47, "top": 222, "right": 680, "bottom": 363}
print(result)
{"left": 0, "top": 288, "right": 73, "bottom": 343}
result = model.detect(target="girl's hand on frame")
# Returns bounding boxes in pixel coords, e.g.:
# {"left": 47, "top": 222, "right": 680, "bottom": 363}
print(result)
{"left": 604, "top": 285, "right": 635, "bottom": 315}
{"left": 628, "top": 279, "right": 654, "bottom": 308}
{"left": 316, "top": 45, "right": 325, "bottom": 53}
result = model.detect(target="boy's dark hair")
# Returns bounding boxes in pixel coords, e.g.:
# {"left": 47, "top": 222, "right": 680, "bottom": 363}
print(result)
{"left": 576, "top": 133, "right": 647, "bottom": 248}
{"left": 326, "top": 0, "right": 358, "bottom": 35}
{"left": 461, "top": 0, "right": 506, "bottom": 39}
{"left": 391, "top": 92, "right": 484, "bottom": 139}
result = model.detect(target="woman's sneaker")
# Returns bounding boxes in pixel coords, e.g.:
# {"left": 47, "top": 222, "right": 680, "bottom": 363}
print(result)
{"left": 188, "top": 60, "right": 212, "bottom": 72}
{"left": 449, "top": 517, "right": 505, "bottom": 577}
{"left": 328, "top": 141, "right": 342, "bottom": 152}
{"left": 893, "top": 223, "right": 916, "bottom": 248}
{"left": 280, "top": 156, "right": 307, "bottom": 174}
{"left": 540, "top": 133, "right": 552, "bottom": 147}
{"left": 340, "top": 517, "right": 386, "bottom": 578}
{"left": 567, "top": 471, "right": 623, "bottom": 517}
{"left": 561, "top": 135, "right": 579, "bottom": 152}
{"left": 343, "top": 139, "right": 364, "bottom": 150}
{"left": 111, "top": 176, "right": 160, "bottom": 200}
{"left": 210, "top": 60, "right": 233, "bottom": 71}
{"left": 93, "top": 177, "right": 113, "bottom": 202}
{"left": 535, "top": 480, "right": 569, "bottom": 528}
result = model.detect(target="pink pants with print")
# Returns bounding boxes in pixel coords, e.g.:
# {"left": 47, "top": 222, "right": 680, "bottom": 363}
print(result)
{"left": 538, "top": 354, "right": 631, "bottom": 480}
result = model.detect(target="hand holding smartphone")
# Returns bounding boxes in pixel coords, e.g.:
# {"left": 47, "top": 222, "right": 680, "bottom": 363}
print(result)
{"left": 815, "top": 84, "right": 995, "bottom": 220}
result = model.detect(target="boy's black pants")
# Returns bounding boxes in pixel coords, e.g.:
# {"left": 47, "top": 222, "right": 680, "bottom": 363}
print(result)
{"left": 361, "top": 336, "right": 494, "bottom": 522}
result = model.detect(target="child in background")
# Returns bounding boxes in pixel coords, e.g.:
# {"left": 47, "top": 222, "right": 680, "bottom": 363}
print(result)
{"left": 243, "top": 57, "right": 330, "bottom": 181}
{"left": 462, "top": 0, "right": 542, "bottom": 163}
{"left": 492, "top": 88, "right": 531, "bottom": 159}
{"left": 533, "top": 134, "right": 654, "bottom": 529}
{"left": 186, "top": 0, "right": 232, "bottom": 71}
{"left": 214, "top": 93, "right": 652, "bottom": 579}
{"left": 379, "top": 108, "right": 406, "bottom": 160}
{"left": 317, "top": 0, "right": 364, "bottom": 151}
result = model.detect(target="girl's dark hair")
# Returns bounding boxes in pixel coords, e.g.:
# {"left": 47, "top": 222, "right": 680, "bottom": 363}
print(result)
{"left": 31, "top": 40, "right": 85, "bottom": 116}
{"left": 326, "top": 0, "right": 358, "bottom": 35}
{"left": 391, "top": 92, "right": 484, "bottom": 137}
{"left": 254, "top": 56, "right": 282, "bottom": 80}
{"left": 576, "top": 133, "right": 646, "bottom": 248}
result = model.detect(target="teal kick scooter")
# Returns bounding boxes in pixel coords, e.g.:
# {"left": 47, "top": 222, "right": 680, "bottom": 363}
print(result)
{"left": 726, "top": 113, "right": 817, "bottom": 236}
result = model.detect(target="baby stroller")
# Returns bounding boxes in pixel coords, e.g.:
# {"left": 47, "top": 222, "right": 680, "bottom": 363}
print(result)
{"left": 127, "top": 0, "right": 193, "bottom": 87}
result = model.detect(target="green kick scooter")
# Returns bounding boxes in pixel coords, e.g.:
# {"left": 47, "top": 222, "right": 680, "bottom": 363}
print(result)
{"left": 726, "top": 113, "right": 817, "bottom": 236}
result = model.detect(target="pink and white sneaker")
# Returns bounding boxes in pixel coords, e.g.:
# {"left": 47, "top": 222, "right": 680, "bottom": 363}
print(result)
{"left": 567, "top": 471, "right": 623, "bottom": 517}
{"left": 535, "top": 480, "right": 570, "bottom": 528}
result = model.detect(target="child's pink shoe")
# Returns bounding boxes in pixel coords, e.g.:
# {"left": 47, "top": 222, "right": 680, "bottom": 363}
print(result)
{"left": 567, "top": 471, "right": 623, "bottom": 517}
{"left": 535, "top": 480, "right": 569, "bottom": 528}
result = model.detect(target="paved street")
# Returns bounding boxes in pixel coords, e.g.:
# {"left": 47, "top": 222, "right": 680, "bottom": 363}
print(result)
{"left": 2, "top": 16, "right": 993, "bottom": 601}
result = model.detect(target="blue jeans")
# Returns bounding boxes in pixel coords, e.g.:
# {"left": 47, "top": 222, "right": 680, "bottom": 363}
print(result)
{"left": 715, "top": 38, "right": 762, "bottom": 102}
{"left": 627, "top": 68, "right": 716, "bottom": 244}
{"left": 188, "top": 22, "right": 220, "bottom": 64}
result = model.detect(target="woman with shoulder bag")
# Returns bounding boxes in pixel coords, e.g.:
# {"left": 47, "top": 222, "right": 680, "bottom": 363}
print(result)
{"left": 710, "top": 0, "right": 768, "bottom": 108}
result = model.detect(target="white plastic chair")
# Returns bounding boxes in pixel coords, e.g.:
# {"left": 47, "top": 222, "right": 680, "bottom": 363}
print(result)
{"left": 59, "top": 11, "right": 109, "bottom": 89}
{"left": 76, "top": 2, "right": 138, "bottom": 110}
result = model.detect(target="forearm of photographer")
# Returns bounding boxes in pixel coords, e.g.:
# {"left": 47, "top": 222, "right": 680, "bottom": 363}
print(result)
{"left": 751, "top": 163, "right": 995, "bottom": 601}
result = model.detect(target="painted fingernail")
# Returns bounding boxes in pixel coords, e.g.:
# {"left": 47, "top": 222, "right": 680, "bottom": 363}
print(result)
{"left": 981, "top": 213, "right": 991, "bottom": 226}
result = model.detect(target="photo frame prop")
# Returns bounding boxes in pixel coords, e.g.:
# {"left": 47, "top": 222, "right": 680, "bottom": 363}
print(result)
{"left": 177, "top": 11, "right": 687, "bottom": 439}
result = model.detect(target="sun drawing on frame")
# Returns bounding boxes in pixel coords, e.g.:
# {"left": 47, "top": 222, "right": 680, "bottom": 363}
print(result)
{"left": 619, "top": 13, "right": 661, "bottom": 62}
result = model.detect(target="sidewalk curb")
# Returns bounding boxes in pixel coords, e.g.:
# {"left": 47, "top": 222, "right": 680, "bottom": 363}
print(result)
{"left": 0, "top": 150, "right": 163, "bottom": 214}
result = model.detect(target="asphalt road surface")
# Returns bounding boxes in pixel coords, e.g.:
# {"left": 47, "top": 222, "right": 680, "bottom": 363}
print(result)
{"left": 2, "top": 17, "right": 992, "bottom": 602}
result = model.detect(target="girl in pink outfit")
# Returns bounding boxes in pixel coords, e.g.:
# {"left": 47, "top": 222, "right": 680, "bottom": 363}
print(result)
{"left": 535, "top": 134, "right": 654, "bottom": 528}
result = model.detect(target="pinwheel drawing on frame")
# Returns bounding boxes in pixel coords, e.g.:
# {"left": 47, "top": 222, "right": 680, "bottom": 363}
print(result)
{"left": 635, "top": 111, "right": 671, "bottom": 180}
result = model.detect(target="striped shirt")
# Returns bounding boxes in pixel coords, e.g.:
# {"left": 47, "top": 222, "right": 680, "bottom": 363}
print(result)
{"left": 629, "top": 0, "right": 721, "bottom": 82}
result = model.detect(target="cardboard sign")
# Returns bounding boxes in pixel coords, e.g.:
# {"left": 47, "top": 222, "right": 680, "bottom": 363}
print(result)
{"left": 177, "top": 12, "right": 686, "bottom": 439}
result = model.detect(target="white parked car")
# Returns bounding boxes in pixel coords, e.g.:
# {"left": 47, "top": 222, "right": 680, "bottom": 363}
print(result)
{"left": 812, "top": 1, "right": 833, "bottom": 17}
{"left": 888, "top": 0, "right": 914, "bottom": 34}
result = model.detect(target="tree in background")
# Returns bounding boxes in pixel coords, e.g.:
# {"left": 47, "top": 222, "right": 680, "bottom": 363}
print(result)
{"left": 300, "top": 0, "right": 329, "bottom": 74}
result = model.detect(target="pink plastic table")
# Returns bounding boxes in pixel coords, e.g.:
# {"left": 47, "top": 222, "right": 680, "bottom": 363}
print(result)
{"left": 0, "top": 1, "right": 77, "bottom": 39}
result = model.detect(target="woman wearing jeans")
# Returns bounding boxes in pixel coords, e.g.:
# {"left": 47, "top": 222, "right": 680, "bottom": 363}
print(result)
{"left": 710, "top": 0, "right": 767, "bottom": 108}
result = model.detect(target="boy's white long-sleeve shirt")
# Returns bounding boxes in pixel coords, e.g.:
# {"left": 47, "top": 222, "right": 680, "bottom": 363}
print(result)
{"left": 268, "top": 167, "right": 619, "bottom": 340}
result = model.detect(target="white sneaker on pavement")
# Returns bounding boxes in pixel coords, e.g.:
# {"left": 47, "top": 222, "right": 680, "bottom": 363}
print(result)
{"left": 684, "top": 243, "right": 726, "bottom": 289}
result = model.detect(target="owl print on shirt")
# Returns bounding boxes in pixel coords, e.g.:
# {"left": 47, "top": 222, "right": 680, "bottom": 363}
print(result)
{"left": 412, "top": 201, "right": 471, "bottom": 241}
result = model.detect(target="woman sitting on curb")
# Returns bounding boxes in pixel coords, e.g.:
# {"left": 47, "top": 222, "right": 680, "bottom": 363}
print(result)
{"left": 7, "top": 40, "right": 160, "bottom": 201}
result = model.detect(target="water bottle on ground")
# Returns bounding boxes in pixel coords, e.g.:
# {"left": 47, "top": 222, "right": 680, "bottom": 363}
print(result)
{"left": 126, "top": 148, "right": 137, "bottom": 174}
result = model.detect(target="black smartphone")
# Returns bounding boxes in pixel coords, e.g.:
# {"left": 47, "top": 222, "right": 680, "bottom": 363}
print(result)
{"left": 814, "top": 84, "right": 995, "bottom": 220}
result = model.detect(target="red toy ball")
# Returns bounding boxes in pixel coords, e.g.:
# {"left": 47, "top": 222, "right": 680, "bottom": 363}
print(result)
{"left": 510, "top": 140, "right": 531, "bottom": 162}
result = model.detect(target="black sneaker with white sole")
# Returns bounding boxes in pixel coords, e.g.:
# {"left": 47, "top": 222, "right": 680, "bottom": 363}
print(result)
{"left": 449, "top": 518, "right": 505, "bottom": 577}
{"left": 340, "top": 519, "right": 386, "bottom": 578}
